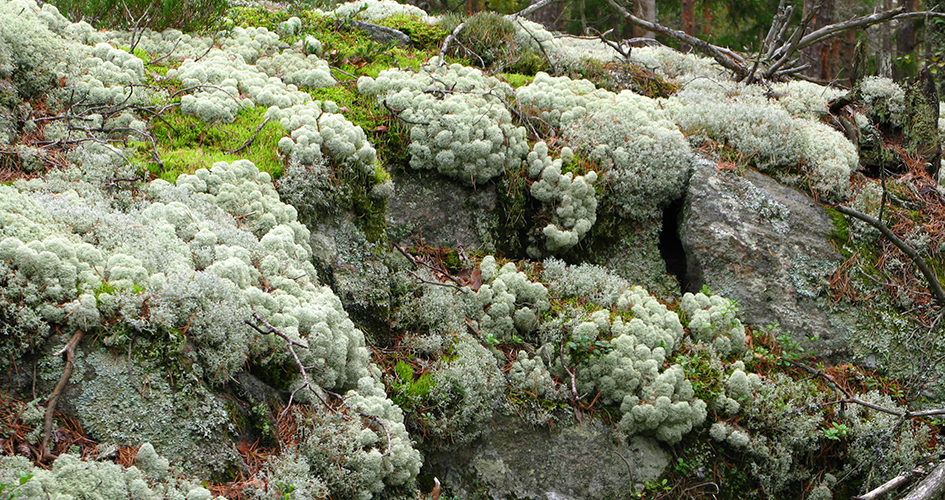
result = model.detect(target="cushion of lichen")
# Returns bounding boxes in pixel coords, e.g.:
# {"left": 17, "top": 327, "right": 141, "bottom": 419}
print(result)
{"left": 358, "top": 63, "right": 529, "bottom": 185}
{"left": 1, "top": 153, "right": 421, "bottom": 492}
{"left": 0, "top": 0, "right": 81, "bottom": 98}
{"left": 662, "top": 77, "right": 855, "bottom": 201}
{"left": 0, "top": 452, "right": 215, "bottom": 499}
{"left": 515, "top": 72, "right": 693, "bottom": 220}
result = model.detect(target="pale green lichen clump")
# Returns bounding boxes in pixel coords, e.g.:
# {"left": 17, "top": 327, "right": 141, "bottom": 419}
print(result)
{"left": 527, "top": 142, "right": 598, "bottom": 254}
{"left": 516, "top": 72, "right": 693, "bottom": 219}
{"left": 0, "top": 155, "right": 420, "bottom": 495}
{"left": 663, "top": 77, "right": 856, "bottom": 200}
{"left": 0, "top": 451, "right": 221, "bottom": 500}
{"left": 358, "top": 63, "right": 529, "bottom": 184}
{"left": 680, "top": 292, "right": 747, "bottom": 357}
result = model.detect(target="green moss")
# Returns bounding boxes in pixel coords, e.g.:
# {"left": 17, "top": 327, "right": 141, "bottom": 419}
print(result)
{"left": 308, "top": 84, "right": 409, "bottom": 168}
{"left": 497, "top": 73, "right": 533, "bottom": 88}
{"left": 143, "top": 105, "right": 285, "bottom": 179}
{"left": 228, "top": 6, "right": 287, "bottom": 30}
{"left": 495, "top": 166, "right": 538, "bottom": 257}
{"left": 376, "top": 14, "right": 447, "bottom": 48}
{"left": 824, "top": 207, "right": 850, "bottom": 248}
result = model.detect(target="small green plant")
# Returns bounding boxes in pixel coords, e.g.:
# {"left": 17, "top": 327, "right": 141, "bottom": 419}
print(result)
{"left": 565, "top": 333, "right": 613, "bottom": 365}
{"left": 822, "top": 422, "right": 848, "bottom": 440}
{"left": 645, "top": 478, "right": 672, "bottom": 493}
{"left": 0, "top": 472, "right": 33, "bottom": 500}
{"left": 275, "top": 481, "right": 295, "bottom": 499}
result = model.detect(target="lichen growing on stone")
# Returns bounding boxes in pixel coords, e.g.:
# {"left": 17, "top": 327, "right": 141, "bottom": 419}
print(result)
{"left": 516, "top": 72, "right": 693, "bottom": 220}
{"left": 358, "top": 63, "right": 529, "bottom": 184}
{"left": 680, "top": 292, "right": 747, "bottom": 357}
{"left": 527, "top": 142, "right": 598, "bottom": 254}
{"left": 0, "top": 154, "right": 420, "bottom": 492}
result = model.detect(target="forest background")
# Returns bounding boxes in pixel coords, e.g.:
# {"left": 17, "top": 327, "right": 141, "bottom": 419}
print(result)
{"left": 48, "top": 0, "right": 945, "bottom": 92}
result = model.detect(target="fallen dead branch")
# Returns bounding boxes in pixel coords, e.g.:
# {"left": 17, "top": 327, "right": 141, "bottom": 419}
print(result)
{"left": 602, "top": 0, "right": 945, "bottom": 83}
{"left": 40, "top": 330, "right": 85, "bottom": 462}
{"left": 834, "top": 205, "right": 945, "bottom": 306}
{"left": 901, "top": 462, "right": 945, "bottom": 500}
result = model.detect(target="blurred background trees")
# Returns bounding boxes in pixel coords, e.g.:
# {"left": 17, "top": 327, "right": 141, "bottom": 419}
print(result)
{"left": 406, "top": 0, "right": 945, "bottom": 91}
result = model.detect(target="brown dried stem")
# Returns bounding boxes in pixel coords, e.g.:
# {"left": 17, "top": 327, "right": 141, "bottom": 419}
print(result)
{"left": 40, "top": 330, "right": 85, "bottom": 462}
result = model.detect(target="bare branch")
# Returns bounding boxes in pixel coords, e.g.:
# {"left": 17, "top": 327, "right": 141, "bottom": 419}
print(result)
{"left": 855, "top": 468, "right": 924, "bottom": 500}
{"left": 834, "top": 205, "right": 945, "bottom": 305}
{"left": 791, "top": 9, "right": 945, "bottom": 57}
{"left": 512, "top": 0, "right": 565, "bottom": 20}
{"left": 147, "top": 37, "right": 183, "bottom": 66}
{"left": 515, "top": 18, "right": 558, "bottom": 73}
{"left": 225, "top": 117, "right": 271, "bottom": 155}
{"left": 245, "top": 312, "right": 393, "bottom": 456}
{"left": 901, "top": 462, "right": 945, "bottom": 500}
{"left": 42, "top": 330, "right": 85, "bottom": 462}
{"left": 602, "top": 0, "right": 746, "bottom": 76}
{"left": 438, "top": 22, "right": 467, "bottom": 67}
{"left": 764, "top": 0, "right": 821, "bottom": 79}
{"left": 763, "top": 0, "right": 790, "bottom": 58}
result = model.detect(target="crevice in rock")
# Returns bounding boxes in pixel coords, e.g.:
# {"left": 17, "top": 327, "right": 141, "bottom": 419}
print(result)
{"left": 659, "top": 196, "right": 696, "bottom": 294}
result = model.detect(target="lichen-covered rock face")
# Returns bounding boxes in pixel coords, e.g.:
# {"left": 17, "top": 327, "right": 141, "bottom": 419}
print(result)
{"left": 680, "top": 160, "right": 848, "bottom": 353}
{"left": 4, "top": 0, "right": 942, "bottom": 497}
{"left": 0, "top": 155, "right": 420, "bottom": 493}
{"left": 423, "top": 414, "right": 669, "bottom": 500}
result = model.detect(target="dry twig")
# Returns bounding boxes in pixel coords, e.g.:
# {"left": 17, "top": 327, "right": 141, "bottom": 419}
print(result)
{"left": 40, "top": 330, "right": 85, "bottom": 462}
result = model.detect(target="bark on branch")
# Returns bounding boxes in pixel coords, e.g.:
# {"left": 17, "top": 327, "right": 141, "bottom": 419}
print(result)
{"left": 901, "top": 462, "right": 945, "bottom": 500}
{"left": 854, "top": 468, "right": 924, "bottom": 500}
{"left": 512, "top": 0, "right": 564, "bottom": 20}
{"left": 40, "top": 330, "right": 85, "bottom": 462}
{"left": 602, "top": 0, "right": 746, "bottom": 75}
{"left": 834, "top": 205, "right": 945, "bottom": 306}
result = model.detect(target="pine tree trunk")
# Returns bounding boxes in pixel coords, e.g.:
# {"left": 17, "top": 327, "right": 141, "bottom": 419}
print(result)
{"left": 681, "top": 0, "right": 694, "bottom": 35}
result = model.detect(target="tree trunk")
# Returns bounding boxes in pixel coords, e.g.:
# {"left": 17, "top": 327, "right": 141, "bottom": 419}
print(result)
{"left": 681, "top": 0, "right": 694, "bottom": 35}
{"left": 801, "top": 0, "right": 834, "bottom": 81}
{"left": 894, "top": 0, "right": 919, "bottom": 80}
{"left": 632, "top": 0, "right": 656, "bottom": 38}
{"left": 879, "top": 0, "right": 894, "bottom": 77}
{"left": 529, "top": 0, "right": 563, "bottom": 31}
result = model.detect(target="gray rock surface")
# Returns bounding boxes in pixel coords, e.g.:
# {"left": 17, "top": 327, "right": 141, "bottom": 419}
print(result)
{"left": 387, "top": 168, "right": 498, "bottom": 250}
{"left": 350, "top": 20, "right": 412, "bottom": 46}
{"left": 680, "top": 161, "right": 848, "bottom": 351}
{"left": 424, "top": 414, "right": 667, "bottom": 500}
